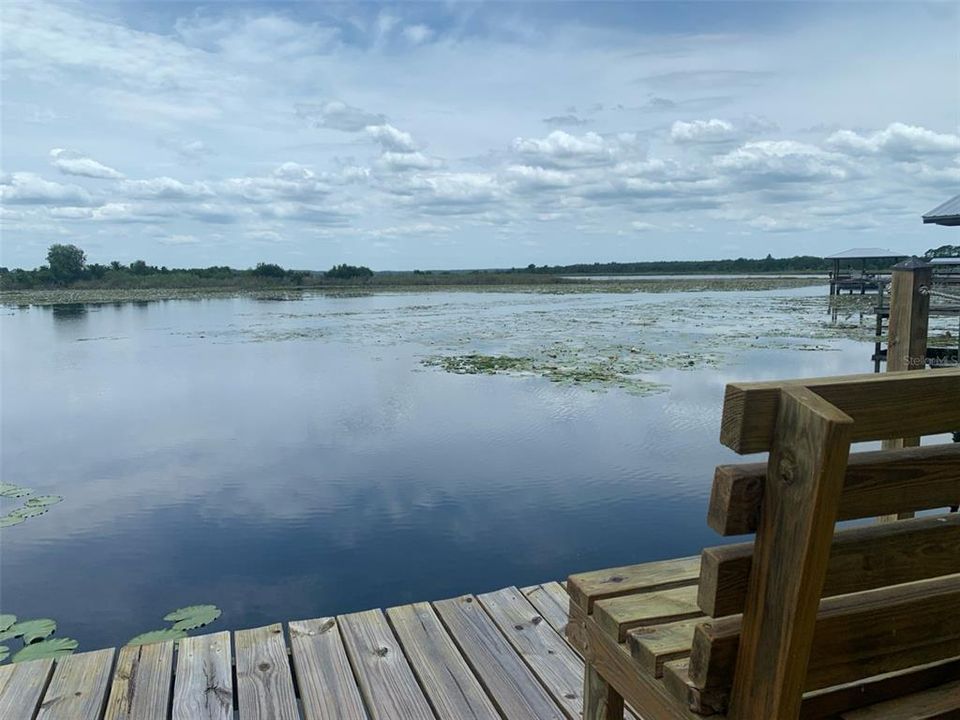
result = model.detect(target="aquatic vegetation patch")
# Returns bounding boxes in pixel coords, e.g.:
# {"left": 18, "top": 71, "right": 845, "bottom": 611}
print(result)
{"left": 127, "top": 604, "right": 222, "bottom": 646}
{"left": 0, "top": 485, "right": 63, "bottom": 529}
{"left": 0, "top": 615, "right": 79, "bottom": 664}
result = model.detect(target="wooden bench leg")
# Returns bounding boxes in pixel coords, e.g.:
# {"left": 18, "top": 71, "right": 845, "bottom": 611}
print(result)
{"left": 584, "top": 663, "right": 624, "bottom": 720}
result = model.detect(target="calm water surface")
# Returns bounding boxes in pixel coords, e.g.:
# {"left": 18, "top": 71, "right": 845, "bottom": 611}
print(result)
{"left": 1, "top": 285, "right": 880, "bottom": 649}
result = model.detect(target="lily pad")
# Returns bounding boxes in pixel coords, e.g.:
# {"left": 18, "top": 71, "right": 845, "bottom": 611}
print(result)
{"left": 0, "top": 615, "right": 15, "bottom": 633}
{"left": 9, "top": 505, "right": 47, "bottom": 519}
{"left": 0, "top": 646, "right": 8, "bottom": 662}
{"left": 24, "top": 495, "right": 63, "bottom": 507}
{"left": 10, "top": 619, "right": 56, "bottom": 644}
{"left": 0, "top": 515, "right": 24, "bottom": 528}
{"left": 11, "top": 637, "right": 77, "bottom": 663}
{"left": 164, "top": 605, "right": 221, "bottom": 631}
{"left": 0, "top": 484, "right": 32, "bottom": 499}
{"left": 127, "top": 628, "right": 187, "bottom": 646}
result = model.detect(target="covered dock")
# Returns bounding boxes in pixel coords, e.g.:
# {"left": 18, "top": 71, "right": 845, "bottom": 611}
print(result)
{"left": 826, "top": 247, "right": 906, "bottom": 295}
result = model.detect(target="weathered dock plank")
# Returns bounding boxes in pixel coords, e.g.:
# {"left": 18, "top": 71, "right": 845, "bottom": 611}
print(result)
{"left": 104, "top": 641, "right": 174, "bottom": 720}
{"left": 479, "top": 586, "right": 584, "bottom": 719}
{"left": 339, "top": 608, "right": 435, "bottom": 720}
{"left": 289, "top": 617, "right": 367, "bottom": 720}
{"left": 387, "top": 601, "right": 500, "bottom": 720}
{"left": 0, "top": 658, "right": 54, "bottom": 720}
{"left": 522, "top": 582, "right": 570, "bottom": 636}
{"left": 435, "top": 594, "right": 566, "bottom": 720}
{"left": 36, "top": 648, "right": 114, "bottom": 720}
{"left": 235, "top": 624, "right": 299, "bottom": 720}
{"left": 172, "top": 631, "right": 233, "bottom": 720}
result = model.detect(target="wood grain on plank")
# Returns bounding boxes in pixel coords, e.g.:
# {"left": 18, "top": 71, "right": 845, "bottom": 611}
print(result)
{"left": 104, "top": 641, "right": 174, "bottom": 720}
{"left": 339, "top": 608, "right": 435, "bottom": 720}
{"left": 725, "top": 387, "right": 853, "bottom": 720}
{"left": 596, "top": 585, "right": 702, "bottom": 642}
{"left": 172, "top": 631, "right": 233, "bottom": 720}
{"left": 36, "top": 648, "right": 115, "bottom": 720}
{"left": 719, "top": 367, "right": 960, "bottom": 454}
{"left": 699, "top": 512, "right": 960, "bottom": 617}
{"left": 0, "top": 658, "right": 54, "bottom": 720}
{"left": 627, "top": 618, "right": 704, "bottom": 678}
{"left": 235, "top": 624, "right": 298, "bottom": 720}
{"left": 708, "top": 443, "right": 960, "bottom": 536}
{"left": 435, "top": 594, "right": 565, "bottom": 720}
{"left": 840, "top": 679, "right": 960, "bottom": 720}
{"left": 289, "top": 617, "right": 366, "bottom": 720}
{"left": 567, "top": 556, "right": 701, "bottom": 613}
{"left": 387, "top": 602, "right": 499, "bottom": 720}
{"left": 479, "top": 586, "right": 585, "bottom": 719}
{"left": 692, "top": 574, "right": 960, "bottom": 696}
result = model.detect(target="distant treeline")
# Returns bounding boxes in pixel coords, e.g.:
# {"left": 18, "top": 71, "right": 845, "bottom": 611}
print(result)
{"left": 2, "top": 243, "right": 956, "bottom": 292}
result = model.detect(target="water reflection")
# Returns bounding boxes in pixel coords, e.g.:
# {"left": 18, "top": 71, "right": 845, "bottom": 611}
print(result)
{"left": 1, "top": 287, "right": 888, "bottom": 649}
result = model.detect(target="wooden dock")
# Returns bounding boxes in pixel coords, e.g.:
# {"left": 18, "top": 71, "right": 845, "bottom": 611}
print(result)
{"left": 0, "top": 581, "right": 632, "bottom": 720}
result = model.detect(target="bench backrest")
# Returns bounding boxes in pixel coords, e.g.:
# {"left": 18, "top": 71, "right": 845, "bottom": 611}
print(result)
{"left": 690, "top": 367, "right": 960, "bottom": 720}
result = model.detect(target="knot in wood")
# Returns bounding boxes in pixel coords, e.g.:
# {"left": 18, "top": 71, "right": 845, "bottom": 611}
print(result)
{"left": 375, "top": 646, "right": 389, "bottom": 657}
{"left": 778, "top": 453, "right": 797, "bottom": 485}
{"left": 258, "top": 662, "right": 270, "bottom": 672}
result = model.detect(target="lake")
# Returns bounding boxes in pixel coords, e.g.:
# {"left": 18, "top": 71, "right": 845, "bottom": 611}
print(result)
{"left": 0, "top": 282, "right": 889, "bottom": 650}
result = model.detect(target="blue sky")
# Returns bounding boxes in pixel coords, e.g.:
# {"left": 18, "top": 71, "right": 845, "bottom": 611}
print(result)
{"left": 1, "top": 1, "right": 958, "bottom": 270}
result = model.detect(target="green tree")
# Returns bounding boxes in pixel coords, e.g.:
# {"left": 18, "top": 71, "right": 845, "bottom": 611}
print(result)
{"left": 46, "top": 244, "right": 86, "bottom": 283}
{"left": 327, "top": 263, "right": 373, "bottom": 280}
{"left": 252, "top": 262, "right": 286, "bottom": 278}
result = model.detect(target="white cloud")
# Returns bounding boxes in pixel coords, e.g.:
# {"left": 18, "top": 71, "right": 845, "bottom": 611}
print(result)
{"left": 377, "top": 152, "right": 441, "bottom": 172}
{"left": 826, "top": 122, "right": 960, "bottom": 160}
{"left": 402, "top": 24, "right": 434, "bottom": 45}
{"left": 366, "top": 124, "right": 418, "bottom": 152}
{"left": 0, "top": 172, "right": 95, "bottom": 206}
{"left": 670, "top": 119, "right": 736, "bottom": 144}
{"left": 159, "top": 234, "right": 201, "bottom": 245}
{"left": 511, "top": 130, "right": 641, "bottom": 168}
{"left": 49, "top": 148, "right": 124, "bottom": 179}
{"left": 296, "top": 100, "right": 386, "bottom": 132}
{"left": 120, "top": 177, "right": 215, "bottom": 200}
{"left": 714, "top": 141, "right": 852, "bottom": 183}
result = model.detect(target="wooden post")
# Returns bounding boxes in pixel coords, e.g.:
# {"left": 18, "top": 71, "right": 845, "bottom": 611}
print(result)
{"left": 879, "top": 258, "right": 932, "bottom": 521}
{"left": 582, "top": 665, "right": 624, "bottom": 720}
{"left": 727, "top": 387, "right": 853, "bottom": 720}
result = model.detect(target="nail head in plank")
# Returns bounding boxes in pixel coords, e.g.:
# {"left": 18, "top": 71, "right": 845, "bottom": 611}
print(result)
{"left": 235, "top": 623, "right": 299, "bottom": 720}
{"left": 522, "top": 582, "right": 571, "bottom": 637}
{"left": 567, "top": 556, "right": 701, "bottom": 612}
{"left": 435, "top": 594, "right": 566, "bottom": 720}
{"left": 709, "top": 444, "right": 960, "bottom": 536}
{"left": 172, "top": 631, "right": 233, "bottom": 720}
{"left": 339, "top": 608, "right": 435, "bottom": 720}
{"left": 104, "top": 641, "right": 174, "bottom": 720}
{"left": 596, "top": 585, "right": 702, "bottom": 642}
{"left": 289, "top": 617, "right": 366, "bottom": 720}
{"left": 36, "top": 648, "right": 115, "bottom": 720}
{"left": 0, "top": 658, "right": 54, "bottom": 720}
{"left": 719, "top": 368, "right": 960, "bottom": 454}
{"left": 478, "top": 586, "right": 585, "bottom": 719}
{"left": 387, "top": 602, "right": 499, "bottom": 720}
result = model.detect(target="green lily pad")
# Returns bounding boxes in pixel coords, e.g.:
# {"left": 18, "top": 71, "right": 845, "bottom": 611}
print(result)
{"left": 11, "top": 637, "right": 77, "bottom": 663}
{"left": 0, "top": 484, "right": 32, "bottom": 499}
{"left": 0, "top": 615, "right": 15, "bottom": 633}
{"left": 0, "top": 646, "right": 8, "bottom": 663}
{"left": 0, "top": 515, "right": 24, "bottom": 528}
{"left": 24, "top": 495, "right": 63, "bottom": 507}
{"left": 164, "top": 605, "right": 221, "bottom": 631}
{"left": 0, "top": 618, "right": 56, "bottom": 643}
{"left": 127, "top": 628, "right": 187, "bottom": 646}
{"left": 9, "top": 505, "right": 47, "bottom": 519}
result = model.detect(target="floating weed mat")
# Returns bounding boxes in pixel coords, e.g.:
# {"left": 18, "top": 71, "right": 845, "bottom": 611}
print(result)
{"left": 0, "top": 484, "right": 63, "bottom": 529}
{"left": 0, "top": 615, "right": 79, "bottom": 664}
{"left": 127, "top": 604, "right": 222, "bottom": 646}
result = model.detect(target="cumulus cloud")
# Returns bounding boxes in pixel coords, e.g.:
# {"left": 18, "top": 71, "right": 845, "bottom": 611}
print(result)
{"left": 158, "top": 136, "right": 214, "bottom": 161}
{"left": 120, "top": 177, "right": 215, "bottom": 200}
{"left": 670, "top": 119, "right": 736, "bottom": 144}
{"left": 826, "top": 122, "right": 960, "bottom": 160}
{"left": 542, "top": 114, "right": 591, "bottom": 127}
{"left": 714, "top": 141, "right": 852, "bottom": 184}
{"left": 0, "top": 172, "right": 96, "bottom": 206}
{"left": 49, "top": 148, "right": 124, "bottom": 179}
{"left": 377, "top": 151, "right": 441, "bottom": 172}
{"left": 511, "top": 130, "right": 641, "bottom": 168}
{"left": 366, "top": 124, "right": 418, "bottom": 152}
{"left": 296, "top": 100, "right": 386, "bottom": 132}
{"left": 387, "top": 172, "right": 502, "bottom": 215}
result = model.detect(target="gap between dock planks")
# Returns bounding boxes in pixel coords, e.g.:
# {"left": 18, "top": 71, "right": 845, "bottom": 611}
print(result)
{"left": 2, "top": 579, "right": 628, "bottom": 720}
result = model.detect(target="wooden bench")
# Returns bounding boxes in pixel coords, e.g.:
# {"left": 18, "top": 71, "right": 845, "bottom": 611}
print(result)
{"left": 567, "top": 368, "right": 960, "bottom": 720}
